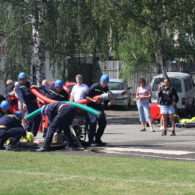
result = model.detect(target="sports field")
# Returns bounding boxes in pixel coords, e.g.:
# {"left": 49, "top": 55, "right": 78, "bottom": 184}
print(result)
{"left": 0, "top": 151, "right": 195, "bottom": 195}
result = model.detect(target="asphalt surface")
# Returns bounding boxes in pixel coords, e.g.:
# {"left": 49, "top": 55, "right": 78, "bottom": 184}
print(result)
{"left": 37, "top": 106, "right": 195, "bottom": 161}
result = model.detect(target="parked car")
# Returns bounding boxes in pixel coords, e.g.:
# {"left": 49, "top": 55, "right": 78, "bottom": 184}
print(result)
{"left": 108, "top": 79, "right": 131, "bottom": 109}
{"left": 150, "top": 72, "right": 195, "bottom": 112}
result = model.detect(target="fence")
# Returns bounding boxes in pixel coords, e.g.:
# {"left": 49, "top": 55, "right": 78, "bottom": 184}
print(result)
{"left": 99, "top": 60, "right": 125, "bottom": 79}
{"left": 98, "top": 60, "right": 195, "bottom": 101}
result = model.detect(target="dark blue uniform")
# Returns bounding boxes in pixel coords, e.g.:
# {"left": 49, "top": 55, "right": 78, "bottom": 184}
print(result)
{"left": 40, "top": 85, "right": 69, "bottom": 101}
{"left": 15, "top": 80, "right": 41, "bottom": 136}
{"left": 86, "top": 83, "right": 109, "bottom": 143}
{"left": 43, "top": 102, "right": 75, "bottom": 149}
{"left": 0, "top": 109, "right": 11, "bottom": 118}
{"left": 0, "top": 95, "right": 5, "bottom": 103}
{"left": 0, "top": 113, "right": 26, "bottom": 148}
{"left": 38, "top": 86, "right": 48, "bottom": 96}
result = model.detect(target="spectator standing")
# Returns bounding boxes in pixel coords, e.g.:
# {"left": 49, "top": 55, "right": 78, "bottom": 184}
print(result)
{"left": 158, "top": 78, "right": 178, "bottom": 136}
{"left": 6, "top": 80, "right": 19, "bottom": 113}
{"left": 136, "top": 77, "right": 154, "bottom": 132}
{"left": 4, "top": 80, "right": 14, "bottom": 100}
{"left": 70, "top": 74, "right": 89, "bottom": 101}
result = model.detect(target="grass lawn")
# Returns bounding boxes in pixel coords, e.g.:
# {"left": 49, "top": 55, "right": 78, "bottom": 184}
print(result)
{"left": 0, "top": 152, "right": 195, "bottom": 195}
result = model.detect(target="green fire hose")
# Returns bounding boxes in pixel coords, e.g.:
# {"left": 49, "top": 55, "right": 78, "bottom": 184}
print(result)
{"left": 26, "top": 101, "right": 101, "bottom": 120}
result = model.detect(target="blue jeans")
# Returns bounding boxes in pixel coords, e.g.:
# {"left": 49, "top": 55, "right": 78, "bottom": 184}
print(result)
{"left": 137, "top": 102, "right": 151, "bottom": 122}
{"left": 160, "top": 105, "right": 175, "bottom": 114}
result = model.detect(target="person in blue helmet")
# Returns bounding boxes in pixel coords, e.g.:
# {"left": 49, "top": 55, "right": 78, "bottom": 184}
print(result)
{"left": 15, "top": 72, "right": 41, "bottom": 136}
{"left": 36, "top": 79, "right": 69, "bottom": 101}
{"left": 37, "top": 102, "right": 76, "bottom": 152}
{"left": 31, "top": 79, "right": 69, "bottom": 138}
{"left": 0, "top": 111, "right": 26, "bottom": 150}
{"left": 0, "top": 100, "right": 11, "bottom": 118}
{"left": 86, "top": 74, "right": 114, "bottom": 146}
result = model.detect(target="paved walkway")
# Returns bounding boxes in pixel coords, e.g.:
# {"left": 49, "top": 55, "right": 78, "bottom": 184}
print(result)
{"left": 36, "top": 107, "right": 195, "bottom": 161}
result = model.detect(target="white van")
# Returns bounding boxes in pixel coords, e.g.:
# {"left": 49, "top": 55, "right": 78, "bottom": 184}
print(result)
{"left": 150, "top": 72, "right": 195, "bottom": 112}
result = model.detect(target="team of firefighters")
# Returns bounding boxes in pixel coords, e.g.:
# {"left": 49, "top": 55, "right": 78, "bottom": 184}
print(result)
{"left": 0, "top": 72, "right": 114, "bottom": 151}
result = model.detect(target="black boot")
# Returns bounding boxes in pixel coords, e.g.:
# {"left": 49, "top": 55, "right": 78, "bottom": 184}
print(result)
{"left": 94, "top": 139, "right": 106, "bottom": 146}
{"left": 37, "top": 147, "right": 50, "bottom": 152}
{"left": 6, "top": 144, "right": 21, "bottom": 151}
{"left": 43, "top": 128, "right": 47, "bottom": 138}
{"left": 161, "top": 130, "right": 167, "bottom": 136}
{"left": 0, "top": 144, "right": 5, "bottom": 150}
{"left": 170, "top": 130, "right": 176, "bottom": 136}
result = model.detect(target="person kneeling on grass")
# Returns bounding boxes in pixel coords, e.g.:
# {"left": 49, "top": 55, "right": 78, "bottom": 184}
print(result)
{"left": 37, "top": 102, "right": 76, "bottom": 152}
{"left": 158, "top": 78, "right": 179, "bottom": 136}
{"left": 0, "top": 111, "right": 26, "bottom": 151}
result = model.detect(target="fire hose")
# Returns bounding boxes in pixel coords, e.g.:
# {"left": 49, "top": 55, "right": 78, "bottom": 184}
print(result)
{"left": 26, "top": 89, "right": 112, "bottom": 120}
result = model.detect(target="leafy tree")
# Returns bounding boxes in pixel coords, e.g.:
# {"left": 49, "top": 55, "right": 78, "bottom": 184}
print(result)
{"left": 0, "top": 0, "right": 194, "bottom": 83}
{"left": 109, "top": 0, "right": 195, "bottom": 79}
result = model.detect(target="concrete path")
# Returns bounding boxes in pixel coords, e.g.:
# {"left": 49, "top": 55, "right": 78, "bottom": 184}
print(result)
{"left": 36, "top": 107, "right": 195, "bottom": 161}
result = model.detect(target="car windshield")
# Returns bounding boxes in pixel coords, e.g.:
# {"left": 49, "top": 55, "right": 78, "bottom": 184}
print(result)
{"left": 152, "top": 78, "right": 182, "bottom": 92}
{"left": 108, "top": 82, "right": 124, "bottom": 90}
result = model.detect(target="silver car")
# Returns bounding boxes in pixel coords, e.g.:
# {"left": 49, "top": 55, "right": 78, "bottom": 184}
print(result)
{"left": 108, "top": 79, "right": 131, "bottom": 109}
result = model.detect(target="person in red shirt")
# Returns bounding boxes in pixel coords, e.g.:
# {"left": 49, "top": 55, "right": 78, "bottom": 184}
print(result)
{"left": 5, "top": 80, "right": 18, "bottom": 113}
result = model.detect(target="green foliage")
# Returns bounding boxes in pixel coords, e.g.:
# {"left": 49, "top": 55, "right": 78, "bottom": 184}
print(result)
{"left": 110, "top": 0, "right": 195, "bottom": 80}
{"left": 0, "top": 0, "right": 194, "bottom": 81}
{"left": 0, "top": 1, "right": 32, "bottom": 80}
{"left": 43, "top": 0, "right": 111, "bottom": 80}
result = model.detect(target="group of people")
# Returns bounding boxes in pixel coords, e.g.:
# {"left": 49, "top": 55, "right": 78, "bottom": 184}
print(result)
{"left": 0, "top": 71, "right": 179, "bottom": 152}
{"left": 0, "top": 72, "right": 114, "bottom": 151}
{"left": 136, "top": 77, "right": 178, "bottom": 136}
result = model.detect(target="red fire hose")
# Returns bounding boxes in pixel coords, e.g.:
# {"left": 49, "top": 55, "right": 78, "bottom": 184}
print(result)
{"left": 30, "top": 88, "right": 101, "bottom": 105}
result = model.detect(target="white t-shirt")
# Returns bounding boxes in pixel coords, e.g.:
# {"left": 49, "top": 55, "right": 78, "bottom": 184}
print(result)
{"left": 70, "top": 84, "right": 89, "bottom": 101}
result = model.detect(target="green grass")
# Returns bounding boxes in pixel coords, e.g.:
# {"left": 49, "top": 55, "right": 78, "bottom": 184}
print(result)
{"left": 0, "top": 152, "right": 195, "bottom": 195}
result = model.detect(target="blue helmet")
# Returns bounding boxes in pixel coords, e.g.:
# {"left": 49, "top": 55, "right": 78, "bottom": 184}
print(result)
{"left": 0, "top": 100, "right": 10, "bottom": 110}
{"left": 15, "top": 111, "right": 23, "bottom": 118}
{"left": 55, "top": 80, "right": 63, "bottom": 87}
{"left": 18, "top": 72, "right": 27, "bottom": 79}
{"left": 100, "top": 74, "right": 109, "bottom": 83}
{"left": 41, "top": 105, "right": 46, "bottom": 115}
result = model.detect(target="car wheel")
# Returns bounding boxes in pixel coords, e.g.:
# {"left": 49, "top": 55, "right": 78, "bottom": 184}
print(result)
{"left": 188, "top": 102, "right": 195, "bottom": 115}
{"left": 122, "top": 104, "right": 129, "bottom": 111}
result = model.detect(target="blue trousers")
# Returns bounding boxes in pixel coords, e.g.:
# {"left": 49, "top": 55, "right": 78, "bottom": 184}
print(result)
{"left": 44, "top": 106, "right": 75, "bottom": 149}
{"left": 0, "top": 127, "right": 26, "bottom": 146}
{"left": 137, "top": 102, "right": 151, "bottom": 122}
{"left": 25, "top": 102, "right": 41, "bottom": 136}
{"left": 88, "top": 109, "right": 107, "bottom": 143}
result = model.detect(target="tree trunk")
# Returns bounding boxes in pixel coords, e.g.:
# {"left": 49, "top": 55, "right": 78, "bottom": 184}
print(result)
{"left": 31, "top": 0, "right": 45, "bottom": 85}
{"left": 155, "top": 29, "right": 168, "bottom": 79}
